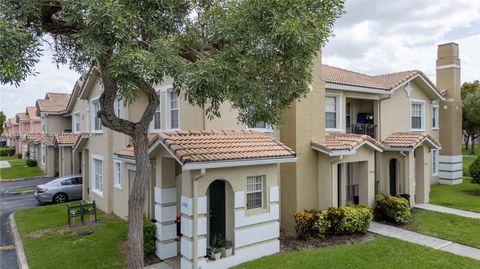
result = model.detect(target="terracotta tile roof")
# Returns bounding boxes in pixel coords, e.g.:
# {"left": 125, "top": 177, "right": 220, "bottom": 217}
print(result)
{"left": 16, "top": 113, "right": 29, "bottom": 122}
{"left": 36, "top": 92, "right": 71, "bottom": 113}
{"left": 28, "top": 134, "right": 42, "bottom": 143}
{"left": 383, "top": 132, "right": 441, "bottom": 150}
{"left": 114, "top": 134, "right": 160, "bottom": 158}
{"left": 321, "top": 65, "right": 442, "bottom": 96}
{"left": 26, "top": 106, "right": 39, "bottom": 119}
{"left": 154, "top": 130, "right": 296, "bottom": 164}
{"left": 54, "top": 134, "right": 80, "bottom": 145}
{"left": 311, "top": 133, "right": 384, "bottom": 154}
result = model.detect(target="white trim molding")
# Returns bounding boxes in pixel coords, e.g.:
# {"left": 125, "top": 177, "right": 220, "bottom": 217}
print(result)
{"left": 436, "top": 64, "right": 461, "bottom": 70}
{"left": 325, "top": 82, "right": 390, "bottom": 95}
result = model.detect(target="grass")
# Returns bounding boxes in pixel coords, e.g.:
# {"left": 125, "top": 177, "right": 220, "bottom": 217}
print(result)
{"left": 404, "top": 209, "right": 480, "bottom": 248}
{"left": 15, "top": 203, "right": 128, "bottom": 269}
{"left": 430, "top": 177, "right": 480, "bottom": 213}
{"left": 6, "top": 186, "right": 36, "bottom": 193}
{"left": 235, "top": 236, "right": 480, "bottom": 269}
{"left": 463, "top": 144, "right": 479, "bottom": 156}
{"left": 0, "top": 157, "right": 43, "bottom": 179}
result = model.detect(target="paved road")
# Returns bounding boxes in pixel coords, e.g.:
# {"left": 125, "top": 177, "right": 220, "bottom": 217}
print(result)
{"left": 0, "top": 177, "right": 53, "bottom": 269}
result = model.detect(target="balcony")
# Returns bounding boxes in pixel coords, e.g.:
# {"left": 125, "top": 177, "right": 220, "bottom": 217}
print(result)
{"left": 348, "top": 123, "right": 377, "bottom": 138}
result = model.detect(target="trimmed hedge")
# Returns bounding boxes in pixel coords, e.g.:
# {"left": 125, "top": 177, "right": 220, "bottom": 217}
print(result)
{"left": 469, "top": 156, "right": 480, "bottom": 184}
{"left": 144, "top": 219, "right": 156, "bottom": 256}
{"left": 0, "top": 148, "right": 15, "bottom": 157}
{"left": 26, "top": 159, "right": 38, "bottom": 167}
{"left": 294, "top": 205, "right": 372, "bottom": 239}
{"left": 374, "top": 193, "right": 411, "bottom": 224}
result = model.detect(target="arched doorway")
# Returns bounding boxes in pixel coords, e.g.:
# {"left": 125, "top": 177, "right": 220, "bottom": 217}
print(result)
{"left": 389, "top": 159, "right": 397, "bottom": 196}
{"left": 208, "top": 180, "right": 226, "bottom": 247}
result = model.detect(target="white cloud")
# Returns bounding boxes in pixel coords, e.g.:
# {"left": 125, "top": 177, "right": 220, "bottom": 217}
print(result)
{"left": 323, "top": 0, "right": 480, "bottom": 83}
{"left": 0, "top": 44, "right": 80, "bottom": 119}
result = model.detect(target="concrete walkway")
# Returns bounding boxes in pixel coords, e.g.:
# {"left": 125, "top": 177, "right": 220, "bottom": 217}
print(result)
{"left": 369, "top": 222, "right": 480, "bottom": 261}
{"left": 415, "top": 203, "right": 480, "bottom": 220}
{"left": 0, "top": 161, "right": 11, "bottom": 169}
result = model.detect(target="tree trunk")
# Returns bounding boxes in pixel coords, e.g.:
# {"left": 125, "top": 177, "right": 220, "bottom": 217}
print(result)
{"left": 471, "top": 133, "right": 476, "bottom": 155}
{"left": 127, "top": 126, "right": 151, "bottom": 269}
{"left": 465, "top": 134, "right": 470, "bottom": 150}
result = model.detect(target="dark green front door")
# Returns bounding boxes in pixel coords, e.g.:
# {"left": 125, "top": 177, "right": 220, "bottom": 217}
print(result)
{"left": 389, "top": 159, "right": 397, "bottom": 196}
{"left": 209, "top": 180, "right": 225, "bottom": 246}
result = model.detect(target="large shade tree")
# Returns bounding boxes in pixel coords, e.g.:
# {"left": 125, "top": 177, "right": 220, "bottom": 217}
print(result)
{"left": 0, "top": 0, "right": 344, "bottom": 267}
{"left": 461, "top": 81, "right": 480, "bottom": 154}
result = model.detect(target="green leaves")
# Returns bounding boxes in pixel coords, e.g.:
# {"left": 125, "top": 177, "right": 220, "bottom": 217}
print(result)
{"left": 0, "top": 20, "right": 41, "bottom": 86}
{"left": 0, "top": 0, "right": 345, "bottom": 127}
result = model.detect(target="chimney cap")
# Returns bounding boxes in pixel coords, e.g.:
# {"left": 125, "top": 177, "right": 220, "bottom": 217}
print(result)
{"left": 438, "top": 42, "right": 459, "bottom": 47}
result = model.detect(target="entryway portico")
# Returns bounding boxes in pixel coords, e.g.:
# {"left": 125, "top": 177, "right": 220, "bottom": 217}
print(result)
{"left": 148, "top": 130, "right": 296, "bottom": 269}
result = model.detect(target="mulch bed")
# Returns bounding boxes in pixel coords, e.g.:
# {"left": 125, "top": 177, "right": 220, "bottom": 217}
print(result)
{"left": 280, "top": 232, "right": 376, "bottom": 253}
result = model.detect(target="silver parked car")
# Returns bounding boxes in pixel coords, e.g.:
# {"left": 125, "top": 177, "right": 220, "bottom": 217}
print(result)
{"left": 35, "top": 174, "right": 83, "bottom": 204}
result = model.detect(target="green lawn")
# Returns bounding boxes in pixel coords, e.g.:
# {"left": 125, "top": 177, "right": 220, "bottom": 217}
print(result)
{"left": 430, "top": 177, "right": 480, "bottom": 213}
{"left": 0, "top": 157, "right": 43, "bottom": 179}
{"left": 404, "top": 209, "right": 480, "bottom": 248}
{"left": 235, "top": 236, "right": 480, "bottom": 269}
{"left": 463, "top": 144, "right": 479, "bottom": 156}
{"left": 15, "top": 203, "right": 128, "bottom": 269}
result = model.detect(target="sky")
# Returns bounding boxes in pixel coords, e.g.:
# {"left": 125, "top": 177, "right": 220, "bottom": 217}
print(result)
{"left": 1, "top": 0, "right": 479, "bottom": 119}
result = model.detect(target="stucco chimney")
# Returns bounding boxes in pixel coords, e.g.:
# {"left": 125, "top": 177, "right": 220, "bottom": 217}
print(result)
{"left": 436, "top": 43, "right": 463, "bottom": 185}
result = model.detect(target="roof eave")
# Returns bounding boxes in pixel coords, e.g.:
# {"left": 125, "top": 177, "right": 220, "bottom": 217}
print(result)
{"left": 182, "top": 156, "right": 298, "bottom": 171}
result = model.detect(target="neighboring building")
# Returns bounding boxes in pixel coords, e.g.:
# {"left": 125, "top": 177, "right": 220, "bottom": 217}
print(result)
{"left": 36, "top": 92, "right": 71, "bottom": 177}
{"left": 32, "top": 43, "right": 462, "bottom": 269}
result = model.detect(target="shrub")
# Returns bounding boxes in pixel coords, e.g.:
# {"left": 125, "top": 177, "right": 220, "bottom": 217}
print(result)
{"left": 295, "top": 205, "right": 372, "bottom": 239}
{"left": 323, "top": 205, "right": 372, "bottom": 235}
{"left": 374, "top": 193, "right": 411, "bottom": 224}
{"left": 26, "top": 159, "right": 37, "bottom": 167}
{"left": 294, "top": 209, "right": 321, "bottom": 239}
{"left": 17, "top": 153, "right": 22, "bottom": 159}
{"left": 0, "top": 148, "right": 15, "bottom": 157}
{"left": 144, "top": 219, "right": 156, "bottom": 256}
{"left": 469, "top": 156, "right": 480, "bottom": 184}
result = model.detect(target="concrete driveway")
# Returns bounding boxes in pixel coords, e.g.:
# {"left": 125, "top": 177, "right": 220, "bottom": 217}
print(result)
{"left": 0, "top": 177, "right": 53, "bottom": 269}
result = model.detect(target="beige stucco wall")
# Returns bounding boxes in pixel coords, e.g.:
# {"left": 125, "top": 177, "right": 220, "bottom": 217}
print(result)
{"left": 279, "top": 53, "right": 325, "bottom": 233}
{"left": 379, "top": 79, "right": 440, "bottom": 141}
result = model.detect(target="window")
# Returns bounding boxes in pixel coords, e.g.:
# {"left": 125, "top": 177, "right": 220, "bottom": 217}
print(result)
{"left": 410, "top": 100, "right": 425, "bottom": 131}
{"left": 432, "top": 105, "right": 439, "bottom": 129}
{"left": 325, "top": 95, "right": 340, "bottom": 130}
{"left": 432, "top": 149, "right": 439, "bottom": 176}
{"left": 168, "top": 91, "right": 179, "bottom": 129}
{"left": 152, "top": 99, "right": 161, "bottom": 130}
{"left": 114, "top": 161, "right": 121, "bottom": 189}
{"left": 72, "top": 177, "right": 82, "bottom": 184}
{"left": 247, "top": 121, "right": 272, "bottom": 132}
{"left": 93, "top": 158, "right": 103, "bottom": 194}
{"left": 92, "top": 99, "right": 103, "bottom": 132}
{"left": 73, "top": 112, "right": 80, "bottom": 133}
{"left": 61, "top": 179, "right": 73, "bottom": 186}
{"left": 246, "top": 175, "right": 265, "bottom": 210}
{"left": 41, "top": 117, "right": 46, "bottom": 133}
{"left": 114, "top": 98, "right": 121, "bottom": 117}
{"left": 346, "top": 102, "right": 351, "bottom": 130}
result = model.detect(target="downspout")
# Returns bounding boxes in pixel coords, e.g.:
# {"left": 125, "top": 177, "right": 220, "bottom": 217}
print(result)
{"left": 192, "top": 168, "right": 206, "bottom": 269}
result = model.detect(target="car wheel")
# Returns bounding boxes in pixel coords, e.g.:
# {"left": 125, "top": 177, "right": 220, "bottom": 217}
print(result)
{"left": 53, "top": 193, "right": 68, "bottom": 204}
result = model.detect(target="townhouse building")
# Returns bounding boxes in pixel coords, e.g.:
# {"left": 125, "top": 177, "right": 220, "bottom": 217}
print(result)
{"left": 35, "top": 93, "right": 71, "bottom": 177}
{"left": 28, "top": 43, "right": 462, "bottom": 269}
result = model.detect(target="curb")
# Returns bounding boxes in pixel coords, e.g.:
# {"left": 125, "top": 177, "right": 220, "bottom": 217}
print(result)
{"left": 4, "top": 190, "right": 36, "bottom": 196}
{"left": 9, "top": 213, "right": 29, "bottom": 269}
{"left": 0, "top": 175, "right": 48, "bottom": 183}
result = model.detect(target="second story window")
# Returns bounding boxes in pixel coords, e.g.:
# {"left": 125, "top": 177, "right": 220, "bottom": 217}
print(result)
{"left": 153, "top": 101, "right": 161, "bottom": 130}
{"left": 410, "top": 100, "right": 425, "bottom": 131}
{"left": 168, "top": 91, "right": 179, "bottom": 129}
{"left": 92, "top": 99, "right": 103, "bottom": 132}
{"left": 114, "top": 98, "right": 121, "bottom": 117}
{"left": 325, "top": 95, "right": 340, "bottom": 130}
{"left": 73, "top": 112, "right": 80, "bottom": 133}
{"left": 432, "top": 105, "right": 439, "bottom": 129}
